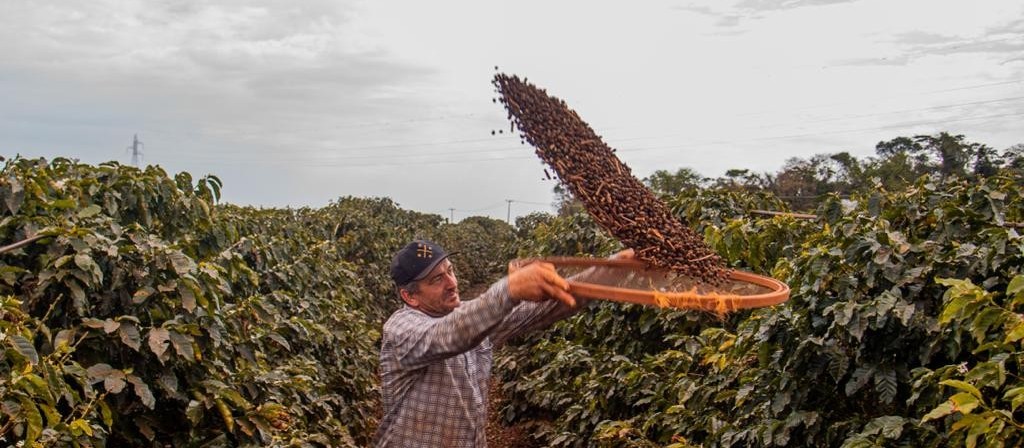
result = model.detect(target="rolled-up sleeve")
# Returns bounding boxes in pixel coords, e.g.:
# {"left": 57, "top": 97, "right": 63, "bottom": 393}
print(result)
{"left": 382, "top": 280, "right": 518, "bottom": 371}
{"left": 489, "top": 264, "right": 620, "bottom": 347}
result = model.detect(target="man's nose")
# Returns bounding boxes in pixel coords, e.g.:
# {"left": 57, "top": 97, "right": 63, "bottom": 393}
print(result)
{"left": 443, "top": 271, "right": 457, "bottom": 287}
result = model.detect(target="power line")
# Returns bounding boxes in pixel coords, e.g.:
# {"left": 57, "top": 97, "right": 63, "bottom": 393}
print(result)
{"left": 6, "top": 78, "right": 1021, "bottom": 158}
{"left": 615, "top": 110, "right": 1024, "bottom": 156}
{"left": 600, "top": 94, "right": 1024, "bottom": 145}
{"left": 451, "top": 201, "right": 507, "bottom": 213}
{"left": 178, "top": 109, "right": 1024, "bottom": 168}
{"left": 442, "top": 198, "right": 552, "bottom": 222}
{"left": 163, "top": 93, "right": 1024, "bottom": 165}
{"left": 732, "top": 78, "right": 1024, "bottom": 119}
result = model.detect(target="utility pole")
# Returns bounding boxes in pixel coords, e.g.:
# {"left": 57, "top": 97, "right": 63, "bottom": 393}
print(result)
{"left": 505, "top": 199, "right": 513, "bottom": 224}
{"left": 127, "top": 134, "right": 144, "bottom": 167}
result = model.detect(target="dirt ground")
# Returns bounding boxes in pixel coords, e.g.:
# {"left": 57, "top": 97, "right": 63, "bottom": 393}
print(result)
{"left": 486, "top": 380, "right": 541, "bottom": 448}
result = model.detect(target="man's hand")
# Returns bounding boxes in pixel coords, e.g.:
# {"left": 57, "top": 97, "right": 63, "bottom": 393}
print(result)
{"left": 611, "top": 248, "right": 635, "bottom": 260}
{"left": 509, "top": 262, "right": 576, "bottom": 307}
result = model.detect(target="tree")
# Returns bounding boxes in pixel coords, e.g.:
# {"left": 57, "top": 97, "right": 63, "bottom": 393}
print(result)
{"left": 643, "top": 167, "right": 705, "bottom": 195}
{"left": 971, "top": 143, "right": 1002, "bottom": 177}
{"left": 828, "top": 151, "right": 863, "bottom": 191}
{"left": 914, "top": 132, "right": 972, "bottom": 179}
{"left": 1003, "top": 143, "right": 1024, "bottom": 174}
{"left": 710, "top": 168, "right": 773, "bottom": 192}
{"left": 867, "top": 136, "right": 931, "bottom": 188}
{"left": 552, "top": 183, "right": 584, "bottom": 217}
{"left": 772, "top": 158, "right": 820, "bottom": 210}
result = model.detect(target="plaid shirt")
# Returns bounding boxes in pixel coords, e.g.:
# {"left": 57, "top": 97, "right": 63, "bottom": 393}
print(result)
{"left": 374, "top": 277, "right": 586, "bottom": 447}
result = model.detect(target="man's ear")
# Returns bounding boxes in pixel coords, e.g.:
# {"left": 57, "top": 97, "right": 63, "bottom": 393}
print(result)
{"left": 399, "top": 288, "right": 417, "bottom": 307}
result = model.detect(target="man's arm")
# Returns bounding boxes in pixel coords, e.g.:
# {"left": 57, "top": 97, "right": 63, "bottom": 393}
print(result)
{"left": 384, "top": 282, "right": 517, "bottom": 371}
{"left": 383, "top": 260, "right": 577, "bottom": 371}
{"left": 489, "top": 249, "right": 634, "bottom": 347}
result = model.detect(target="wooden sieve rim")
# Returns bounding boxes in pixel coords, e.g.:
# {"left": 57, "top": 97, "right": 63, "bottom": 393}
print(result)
{"left": 510, "top": 256, "right": 790, "bottom": 311}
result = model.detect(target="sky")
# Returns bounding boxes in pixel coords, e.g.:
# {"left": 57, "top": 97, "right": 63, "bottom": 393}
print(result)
{"left": 1, "top": 0, "right": 1021, "bottom": 222}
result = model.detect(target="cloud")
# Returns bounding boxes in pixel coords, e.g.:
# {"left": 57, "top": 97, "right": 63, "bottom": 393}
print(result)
{"left": 0, "top": 0, "right": 438, "bottom": 159}
{"left": 831, "top": 31, "right": 1024, "bottom": 68}
{"left": 673, "top": 0, "right": 862, "bottom": 28}
{"left": 734, "top": 0, "right": 862, "bottom": 12}
{"left": 672, "top": 3, "right": 752, "bottom": 29}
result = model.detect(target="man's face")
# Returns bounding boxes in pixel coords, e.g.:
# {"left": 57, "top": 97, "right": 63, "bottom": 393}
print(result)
{"left": 402, "top": 258, "right": 460, "bottom": 316}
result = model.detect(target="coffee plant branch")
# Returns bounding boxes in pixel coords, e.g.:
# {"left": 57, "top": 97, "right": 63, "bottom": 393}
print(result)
{"left": 0, "top": 234, "right": 45, "bottom": 254}
{"left": 748, "top": 209, "right": 819, "bottom": 220}
{"left": 748, "top": 209, "right": 1024, "bottom": 227}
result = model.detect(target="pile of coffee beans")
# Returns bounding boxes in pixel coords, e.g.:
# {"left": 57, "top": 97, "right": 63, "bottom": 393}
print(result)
{"left": 493, "top": 73, "right": 729, "bottom": 284}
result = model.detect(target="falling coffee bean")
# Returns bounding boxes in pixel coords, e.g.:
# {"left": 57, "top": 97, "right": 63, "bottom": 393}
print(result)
{"left": 492, "top": 73, "right": 729, "bottom": 284}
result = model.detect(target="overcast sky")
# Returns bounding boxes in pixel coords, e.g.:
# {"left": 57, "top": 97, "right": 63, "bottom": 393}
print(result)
{"left": 2, "top": 0, "right": 1021, "bottom": 222}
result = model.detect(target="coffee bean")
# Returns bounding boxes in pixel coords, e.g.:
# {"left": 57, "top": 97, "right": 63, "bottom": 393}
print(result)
{"left": 493, "top": 73, "right": 729, "bottom": 284}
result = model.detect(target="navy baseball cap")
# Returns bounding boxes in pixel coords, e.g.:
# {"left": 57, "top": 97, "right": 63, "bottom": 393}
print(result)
{"left": 390, "top": 240, "right": 458, "bottom": 285}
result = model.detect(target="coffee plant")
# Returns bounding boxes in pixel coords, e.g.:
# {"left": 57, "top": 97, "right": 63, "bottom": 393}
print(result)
{"left": 0, "top": 157, "right": 453, "bottom": 446}
{"left": 496, "top": 173, "right": 1023, "bottom": 447}
{"left": 3, "top": 152, "right": 1022, "bottom": 447}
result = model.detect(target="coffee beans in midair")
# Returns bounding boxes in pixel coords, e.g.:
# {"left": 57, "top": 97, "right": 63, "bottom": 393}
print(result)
{"left": 493, "top": 73, "right": 729, "bottom": 284}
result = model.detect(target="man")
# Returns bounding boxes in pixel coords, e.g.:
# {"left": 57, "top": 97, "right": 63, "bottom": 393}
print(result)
{"left": 374, "top": 239, "right": 630, "bottom": 447}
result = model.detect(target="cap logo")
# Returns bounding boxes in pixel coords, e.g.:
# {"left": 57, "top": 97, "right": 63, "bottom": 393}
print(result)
{"left": 416, "top": 243, "right": 433, "bottom": 258}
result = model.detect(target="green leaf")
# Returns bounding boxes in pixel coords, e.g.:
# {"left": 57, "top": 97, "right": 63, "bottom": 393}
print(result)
{"left": 128, "top": 375, "right": 156, "bottom": 409}
{"left": 966, "top": 361, "right": 1006, "bottom": 388}
{"left": 951, "top": 413, "right": 982, "bottom": 433}
{"left": 81, "top": 318, "right": 106, "bottom": 329}
{"left": 16, "top": 374, "right": 51, "bottom": 403}
{"left": 37, "top": 400, "right": 59, "bottom": 429}
{"left": 1004, "top": 387, "right": 1024, "bottom": 412}
{"left": 9, "top": 334, "right": 39, "bottom": 364}
{"left": 148, "top": 327, "right": 171, "bottom": 361}
{"left": 940, "top": 295, "right": 971, "bottom": 324}
{"left": 894, "top": 301, "right": 915, "bottom": 326}
{"left": 70, "top": 418, "right": 94, "bottom": 437}
{"left": 827, "top": 352, "right": 849, "bottom": 381}
{"left": 4, "top": 177, "right": 24, "bottom": 213}
{"left": 1007, "top": 275, "right": 1024, "bottom": 297}
{"left": 51, "top": 198, "right": 77, "bottom": 209}
{"left": 179, "top": 282, "right": 196, "bottom": 313}
{"left": 217, "top": 389, "right": 252, "bottom": 410}
{"left": 18, "top": 396, "right": 42, "bottom": 443}
{"left": 1005, "top": 321, "right": 1024, "bottom": 343}
{"left": 67, "top": 279, "right": 87, "bottom": 310}
{"left": 104, "top": 370, "right": 127, "bottom": 394}
{"left": 118, "top": 322, "right": 142, "bottom": 351}
{"left": 4, "top": 398, "right": 24, "bottom": 417}
{"left": 267, "top": 332, "right": 291, "bottom": 351}
{"left": 170, "top": 331, "right": 195, "bottom": 361}
{"left": 86, "top": 363, "right": 111, "bottom": 383}
{"left": 970, "top": 308, "right": 1005, "bottom": 343}
{"left": 921, "top": 400, "right": 955, "bottom": 422}
{"left": 77, "top": 204, "right": 102, "bottom": 218}
{"left": 875, "top": 368, "right": 898, "bottom": 404}
{"left": 186, "top": 399, "right": 204, "bottom": 425}
{"left": 74, "top": 253, "right": 103, "bottom": 283}
{"left": 102, "top": 319, "right": 119, "bottom": 334}
{"left": 863, "top": 416, "right": 905, "bottom": 439}
{"left": 845, "top": 366, "right": 874, "bottom": 396}
{"left": 98, "top": 399, "right": 113, "bottom": 427}
{"left": 940, "top": 379, "right": 982, "bottom": 400}
{"left": 964, "top": 417, "right": 988, "bottom": 448}
{"left": 949, "top": 392, "right": 980, "bottom": 415}
{"left": 168, "top": 251, "right": 194, "bottom": 275}
{"left": 132, "top": 286, "right": 155, "bottom": 304}
{"left": 53, "top": 329, "right": 74, "bottom": 351}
